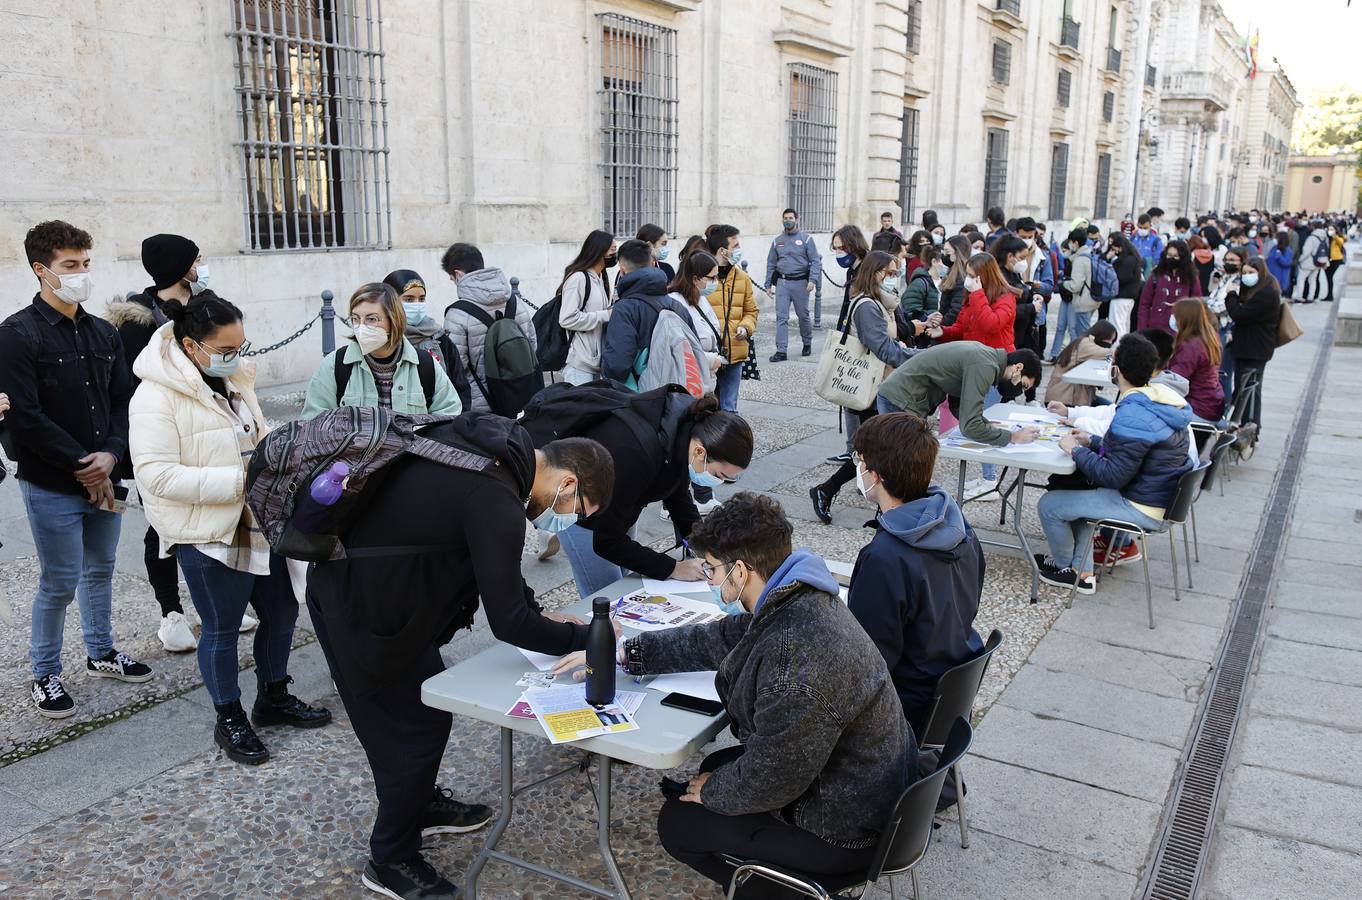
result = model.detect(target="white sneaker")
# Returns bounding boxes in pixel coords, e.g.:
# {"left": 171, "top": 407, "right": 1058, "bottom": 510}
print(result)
{"left": 963, "top": 478, "right": 1001, "bottom": 502}
{"left": 695, "top": 498, "right": 721, "bottom": 515}
{"left": 239, "top": 612, "right": 259, "bottom": 633}
{"left": 523, "top": 523, "right": 542, "bottom": 558}
{"left": 537, "top": 534, "right": 560, "bottom": 561}
{"left": 157, "top": 611, "right": 198, "bottom": 653}
{"left": 659, "top": 506, "right": 671, "bottom": 521}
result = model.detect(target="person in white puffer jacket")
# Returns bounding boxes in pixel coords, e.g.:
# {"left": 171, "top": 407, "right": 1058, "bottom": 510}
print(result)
{"left": 130, "top": 292, "right": 331, "bottom": 767}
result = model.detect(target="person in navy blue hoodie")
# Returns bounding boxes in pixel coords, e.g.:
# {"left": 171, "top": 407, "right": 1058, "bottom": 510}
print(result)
{"left": 1036, "top": 332, "right": 1193, "bottom": 594}
{"left": 600, "top": 239, "right": 696, "bottom": 382}
{"left": 846, "top": 412, "right": 985, "bottom": 736}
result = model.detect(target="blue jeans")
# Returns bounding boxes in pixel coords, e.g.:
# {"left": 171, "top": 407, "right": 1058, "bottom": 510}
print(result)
{"left": 21, "top": 481, "right": 122, "bottom": 679}
{"left": 877, "top": 395, "right": 903, "bottom": 415}
{"left": 1048, "top": 304, "right": 1092, "bottom": 358}
{"left": 715, "top": 362, "right": 742, "bottom": 412}
{"left": 1038, "top": 488, "right": 1163, "bottom": 573}
{"left": 981, "top": 385, "right": 1001, "bottom": 482}
{"left": 176, "top": 546, "right": 299, "bottom": 706}
{"left": 559, "top": 523, "right": 637, "bottom": 598}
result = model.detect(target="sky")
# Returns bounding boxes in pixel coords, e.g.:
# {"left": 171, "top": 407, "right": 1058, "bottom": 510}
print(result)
{"left": 1216, "top": 0, "right": 1362, "bottom": 97}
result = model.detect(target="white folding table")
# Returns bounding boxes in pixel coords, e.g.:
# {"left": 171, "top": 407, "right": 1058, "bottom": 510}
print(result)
{"left": 421, "top": 577, "right": 730, "bottom": 899}
{"left": 1060, "top": 357, "right": 1113, "bottom": 387}
{"left": 936, "top": 402, "right": 1076, "bottom": 601}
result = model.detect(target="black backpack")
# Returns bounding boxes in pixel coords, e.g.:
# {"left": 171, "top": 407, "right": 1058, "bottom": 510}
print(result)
{"left": 334, "top": 348, "right": 437, "bottom": 410}
{"left": 519, "top": 379, "right": 689, "bottom": 460}
{"left": 452, "top": 295, "right": 544, "bottom": 417}
{"left": 530, "top": 280, "right": 580, "bottom": 372}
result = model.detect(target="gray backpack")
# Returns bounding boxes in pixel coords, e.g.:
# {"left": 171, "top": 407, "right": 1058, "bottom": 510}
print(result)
{"left": 627, "top": 299, "right": 715, "bottom": 398}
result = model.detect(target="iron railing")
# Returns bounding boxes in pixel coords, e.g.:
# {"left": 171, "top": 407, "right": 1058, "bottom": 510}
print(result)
{"left": 1060, "top": 16, "right": 1081, "bottom": 49}
{"left": 1106, "top": 46, "right": 1122, "bottom": 72}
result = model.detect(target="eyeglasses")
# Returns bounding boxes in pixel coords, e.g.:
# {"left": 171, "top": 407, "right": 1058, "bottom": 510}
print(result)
{"left": 347, "top": 314, "right": 387, "bottom": 328}
{"left": 700, "top": 559, "right": 739, "bottom": 580}
{"left": 197, "top": 339, "right": 251, "bottom": 362}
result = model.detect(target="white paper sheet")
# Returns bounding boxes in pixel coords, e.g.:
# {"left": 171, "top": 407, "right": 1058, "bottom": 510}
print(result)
{"left": 523, "top": 683, "right": 641, "bottom": 744}
{"left": 517, "top": 647, "right": 562, "bottom": 672}
{"left": 647, "top": 671, "right": 722, "bottom": 703}
{"left": 642, "top": 577, "right": 713, "bottom": 595}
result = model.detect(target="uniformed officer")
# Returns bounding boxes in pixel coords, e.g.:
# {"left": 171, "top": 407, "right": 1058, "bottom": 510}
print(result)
{"left": 763, "top": 207, "right": 822, "bottom": 362}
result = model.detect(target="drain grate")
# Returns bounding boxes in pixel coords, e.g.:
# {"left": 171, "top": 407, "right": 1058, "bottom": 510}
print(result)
{"left": 1139, "top": 301, "right": 1339, "bottom": 900}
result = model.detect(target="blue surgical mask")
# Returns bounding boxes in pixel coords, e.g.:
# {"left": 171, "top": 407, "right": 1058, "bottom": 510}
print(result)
{"left": 657, "top": 246, "right": 670, "bottom": 262}
{"left": 189, "top": 264, "right": 211, "bottom": 296}
{"left": 1241, "top": 271, "right": 1259, "bottom": 287}
{"left": 728, "top": 248, "right": 745, "bottom": 266}
{"left": 836, "top": 252, "right": 855, "bottom": 269}
{"left": 195, "top": 341, "right": 242, "bottom": 379}
{"left": 700, "top": 280, "right": 719, "bottom": 298}
{"left": 528, "top": 482, "right": 578, "bottom": 534}
{"left": 689, "top": 450, "right": 726, "bottom": 488}
{"left": 403, "top": 302, "right": 427, "bottom": 325}
{"left": 710, "top": 563, "right": 746, "bottom": 616}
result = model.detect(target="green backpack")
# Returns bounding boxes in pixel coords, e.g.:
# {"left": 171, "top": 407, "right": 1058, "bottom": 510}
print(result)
{"left": 452, "top": 294, "right": 543, "bottom": 416}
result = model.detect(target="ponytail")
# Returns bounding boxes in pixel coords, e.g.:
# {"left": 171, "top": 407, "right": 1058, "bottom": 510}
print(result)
{"left": 161, "top": 291, "right": 243, "bottom": 346}
{"left": 687, "top": 395, "right": 753, "bottom": 467}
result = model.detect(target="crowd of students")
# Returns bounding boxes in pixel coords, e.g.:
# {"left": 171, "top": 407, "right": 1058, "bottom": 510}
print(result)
{"left": 0, "top": 204, "right": 1346, "bottom": 899}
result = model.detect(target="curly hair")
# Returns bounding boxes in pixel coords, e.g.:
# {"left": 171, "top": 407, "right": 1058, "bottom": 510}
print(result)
{"left": 25, "top": 220, "right": 92, "bottom": 268}
{"left": 686, "top": 491, "right": 793, "bottom": 579}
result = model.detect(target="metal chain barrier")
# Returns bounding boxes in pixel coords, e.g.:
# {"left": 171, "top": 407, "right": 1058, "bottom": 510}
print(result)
{"left": 242, "top": 312, "right": 321, "bottom": 358}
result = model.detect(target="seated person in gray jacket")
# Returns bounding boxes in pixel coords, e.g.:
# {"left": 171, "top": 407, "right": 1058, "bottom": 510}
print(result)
{"left": 562, "top": 492, "right": 916, "bottom": 895}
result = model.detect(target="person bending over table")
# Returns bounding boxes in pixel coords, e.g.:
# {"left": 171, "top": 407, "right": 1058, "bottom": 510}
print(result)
{"left": 875, "top": 341, "right": 1043, "bottom": 446}
{"left": 307, "top": 417, "right": 615, "bottom": 900}
{"left": 1036, "top": 332, "right": 1193, "bottom": 595}
{"left": 559, "top": 492, "right": 915, "bottom": 898}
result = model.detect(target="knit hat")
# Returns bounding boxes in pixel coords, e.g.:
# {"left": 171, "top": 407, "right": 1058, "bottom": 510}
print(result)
{"left": 141, "top": 234, "right": 200, "bottom": 289}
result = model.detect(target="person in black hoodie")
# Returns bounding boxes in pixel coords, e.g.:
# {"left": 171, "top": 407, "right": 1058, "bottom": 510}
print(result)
{"left": 520, "top": 385, "right": 754, "bottom": 597}
{"left": 104, "top": 233, "right": 212, "bottom": 652}
{"left": 846, "top": 413, "right": 984, "bottom": 736}
{"left": 306, "top": 417, "right": 615, "bottom": 900}
{"left": 991, "top": 234, "right": 1038, "bottom": 363}
{"left": 600, "top": 239, "right": 696, "bottom": 382}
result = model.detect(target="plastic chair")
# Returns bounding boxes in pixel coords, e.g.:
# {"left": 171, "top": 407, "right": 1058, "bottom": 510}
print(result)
{"left": 916, "top": 630, "right": 1003, "bottom": 849}
{"left": 724, "top": 718, "right": 974, "bottom": 900}
{"left": 1069, "top": 463, "right": 1210, "bottom": 629}
{"left": 1188, "top": 433, "right": 1238, "bottom": 560}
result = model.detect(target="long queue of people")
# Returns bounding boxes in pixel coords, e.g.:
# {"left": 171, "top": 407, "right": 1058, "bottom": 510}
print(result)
{"left": 0, "top": 203, "right": 1339, "bottom": 898}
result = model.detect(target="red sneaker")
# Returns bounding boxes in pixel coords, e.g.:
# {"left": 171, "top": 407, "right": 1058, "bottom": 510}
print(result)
{"left": 1098, "top": 541, "right": 1142, "bottom": 567}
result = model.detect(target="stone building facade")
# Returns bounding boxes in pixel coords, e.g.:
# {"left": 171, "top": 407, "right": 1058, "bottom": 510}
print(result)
{"left": 0, "top": 0, "right": 1293, "bottom": 386}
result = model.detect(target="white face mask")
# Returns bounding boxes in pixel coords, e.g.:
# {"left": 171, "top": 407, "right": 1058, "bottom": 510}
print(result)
{"left": 1241, "top": 271, "right": 1260, "bottom": 287}
{"left": 190, "top": 264, "right": 211, "bottom": 296}
{"left": 1021, "top": 237, "right": 1035, "bottom": 250}
{"left": 40, "top": 265, "right": 93, "bottom": 306}
{"left": 855, "top": 463, "right": 878, "bottom": 499}
{"left": 964, "top": 275, "right": 982, "bottom": 293}
{"left": 354, "top": 324, "right": 390, "bottom": 356}
{"left": 931, "top": 232, "right": 944, "bottom": 245}
{"left": 1011, "top": 259, "right": 1029, "bottom": 276}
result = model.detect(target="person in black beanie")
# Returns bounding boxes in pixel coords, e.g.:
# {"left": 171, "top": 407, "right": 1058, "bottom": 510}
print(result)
{"left": 104, "top": 234, "right": 257, "bottom": 652}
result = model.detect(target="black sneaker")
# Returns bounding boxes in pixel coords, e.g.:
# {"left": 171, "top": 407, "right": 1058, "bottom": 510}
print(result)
{"left": 1036, "top": 556, "right": 1095, "bottom": 595}
{"left": 768, "top": 351, "right": 787, "bottom": 362}
{"left": 801, "top": 343, "right": 812, "bottom": 357}
{"left": 422, "top": 785, "right": 493, "bottom": 837}
{"left": 31, "top": 674, "right": 76, "bottom": 719}
{"left": 252, "top": 676, "right": 333, "bottom": 729}
{"left": 215, "top": 702, "right": 270, "bottom": 765}
{"left": 87, "top": 650, "right": 153, "bottom": 683}
{"left": 809, "top": 485, "right": 833, "bottom": 525}
{"left": 825, "top": 452, "right": 852, "bottom": 464}
{"left": 362, "top": 855, "right": 460, "bottom": 899}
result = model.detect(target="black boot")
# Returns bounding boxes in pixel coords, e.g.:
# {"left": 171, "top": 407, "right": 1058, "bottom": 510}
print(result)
{"left": 215, "top": 701, "right": 270, "bottom": 765}
{"left": 809, "top": 485, "right": 834, "bottom": 524}
{"left": 801, "top": 343, "right": 812, "bottom": 357}
{"left": 769, "top": 351, "right": 788, "bottom": 363}
{"left": 252, "top": 676, "right": 333, "bottom": 729}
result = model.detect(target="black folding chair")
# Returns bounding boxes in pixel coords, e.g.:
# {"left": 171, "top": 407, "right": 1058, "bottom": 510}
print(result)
{"left": 1071, "top": 463, "right": 1210, "bottom": 629}
{"left": 916, "top": 630, "right": 1003, "bottom": 849}
{"left": 1225, "top": 369, "right": 1260, "bottom": 467}
{"left": 1188, "top": 433, "right": 1238, "bottom": 560}
{"left": 724, "top": 718, "right": 973, "bottom": 900}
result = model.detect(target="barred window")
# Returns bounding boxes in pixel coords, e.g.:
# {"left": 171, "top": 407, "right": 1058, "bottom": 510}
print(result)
{"left": 906, "top": 1, "right": 922, "bottom": 55}
{"left": 230, "top": 0, "right": 390, "bottom": 252}
{"left": 1057, "top": 70, "right": 1072, "bottom": 108}
{"left": 1048, "top": 142, "right": 1069, "bottom": 221}
{"left": 983, "top": 128, "right": 1008, "bottom": 218}
{"left": 992, "top": 40, "right": 1012, "bottom": 85}
{"left": 899, "top": 107, "right": 920, "bottom": 226}
{"left": 599, "top": 14, "right": 678, "bottom": 236}
{"left": 787, "top": 63, "right": 838, "bottom": 233}
{"left": 1094, "top": 152, "right": 1112, "bottom": 219}
{"left": 1103, "top": 91, "right": 1115, "bottom": 122}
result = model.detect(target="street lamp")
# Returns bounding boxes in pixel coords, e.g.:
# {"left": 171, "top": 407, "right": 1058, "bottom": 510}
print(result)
{"left": 1130, "top": 107, "right": 1161, "bottom": 217}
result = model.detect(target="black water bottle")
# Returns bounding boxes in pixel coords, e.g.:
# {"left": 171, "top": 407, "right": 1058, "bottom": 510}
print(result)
{"left": 584, "top": 597, "right": 616, "bottom": 707}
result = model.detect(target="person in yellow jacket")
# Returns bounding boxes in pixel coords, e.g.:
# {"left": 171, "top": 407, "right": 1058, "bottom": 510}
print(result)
{"left": 704, "top": 225, "right": 759, "bottom": 411}
{"left": 1326, "top": 221, "right": 1346, "bottom": 303}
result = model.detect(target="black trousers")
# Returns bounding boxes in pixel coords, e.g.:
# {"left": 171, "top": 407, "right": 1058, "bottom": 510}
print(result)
{"left": 1233, "top": 360, "right": 1266, "bottom": 430}
{"left": 657, "top": 746, "right": 875, "bottom": 899}
{"left": 144, "top": 525, "right": 183, "bottom": 616}
{"left": 820, "top": 406, "right": 879, "bottom": 498}
{"left": 308, "top": 591, "right": 452, "bottom": 865}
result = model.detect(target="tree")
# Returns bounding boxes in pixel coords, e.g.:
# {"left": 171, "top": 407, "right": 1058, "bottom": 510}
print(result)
{"left": 1293, "top": 87, "right": 1362, "bottom": 158}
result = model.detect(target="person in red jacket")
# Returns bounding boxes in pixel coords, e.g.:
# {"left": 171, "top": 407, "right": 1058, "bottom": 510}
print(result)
{"left": 1136, "top": 241, "right": 1202, "bottom": 334}
{"left": 925, "top": 252, "right": 1016, "bottom": 500}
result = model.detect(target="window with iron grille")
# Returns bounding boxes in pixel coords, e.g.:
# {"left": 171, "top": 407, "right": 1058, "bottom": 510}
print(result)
{"left": 1102, "top": 91, "right": 1115, "bottom": 122}
{"left": 983, "top": 128, "right": 1008, "bottom": 218}
{"left": 899, "top": 107, "right": 920, "bottom": 225}
{"left": 1057, "top": 70, "right": 1072, "bottom": 108}
{"left": 906, "top": 1, "right": 922, "bottom": 54}
{"left": 787, "top": 63, "right": 838, "bottom": 232}
{"left": 599, "top": 14, "right": 678, "bottom": 236}
{"left": 1094, "top": 152, "right": 1112, "bottom": 219}
{"left": 992, "top": 40, "right": 1012, "bottom": 85}
{"left": 1048, "top": 143, "right": 1069, "bottom": 221}
{"left": 229, "top": 0, "right": 390, "bottom": 251}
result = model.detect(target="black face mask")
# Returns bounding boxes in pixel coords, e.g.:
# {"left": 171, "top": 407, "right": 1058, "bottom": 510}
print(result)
{"left": 1224, "top": 263, "right": 1240, "bottom": 274}
{"left": 603, "top": 254, "right": 618, "bottom": 269}
{"left": 997, "top": 377, "right": 1026, "bottom": 401}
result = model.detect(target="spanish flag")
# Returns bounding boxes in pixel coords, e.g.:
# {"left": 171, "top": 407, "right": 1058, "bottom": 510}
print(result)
{"left": 1241, "top": 28, "right": 1260, "bottom": 80}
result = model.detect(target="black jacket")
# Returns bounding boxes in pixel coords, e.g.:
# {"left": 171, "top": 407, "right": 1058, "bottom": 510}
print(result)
{"left": 0, "top": 296, "right": 132, "bottom": 495}
{"left": 938, "top": 282, "right": 966, "bottom": 326}
{"left": 847, "top": 489, "right": 985, "bottom": 732}
{"left": 306, "top": 415, "right": 588, "bottom": 683}
{"left": 1003, "top": 271, "right": 1036, "bottom": 351}
{"left": 1225, "top": 280, "right": 1281, "bottom": 364}
{"left": 600, "top": 268, "right": 693, "bottom": 382}
{"left": 1114, "top": 251, "right": 1143, "bottom": 300}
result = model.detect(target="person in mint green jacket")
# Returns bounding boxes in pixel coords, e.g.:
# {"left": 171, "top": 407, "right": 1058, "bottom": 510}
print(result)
{"left": 301, "top": 282, "right": 462, "bottom": 420}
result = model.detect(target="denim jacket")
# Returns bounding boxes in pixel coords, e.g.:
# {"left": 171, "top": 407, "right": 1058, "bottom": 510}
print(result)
{"left": 624, "top": 555, "right": 916, "bottom": 848}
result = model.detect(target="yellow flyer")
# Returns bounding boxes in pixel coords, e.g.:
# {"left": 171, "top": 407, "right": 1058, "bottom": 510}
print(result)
{"left": 523, "top": 684, "right": 641, "bottom": 744}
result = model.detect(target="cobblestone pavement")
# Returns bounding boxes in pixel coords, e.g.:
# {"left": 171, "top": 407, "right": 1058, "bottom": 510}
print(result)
{"left": 0, "top": 292, "right": 1339, "bottom": 898}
